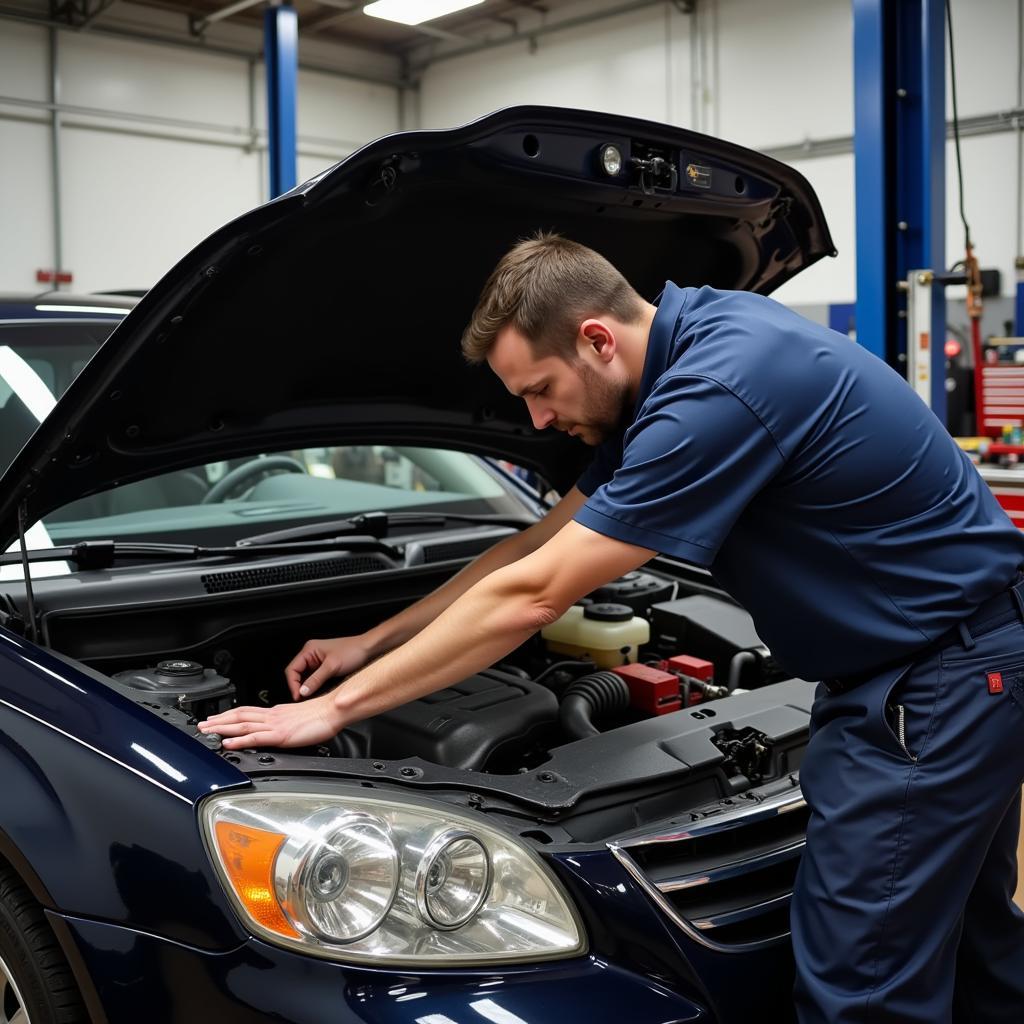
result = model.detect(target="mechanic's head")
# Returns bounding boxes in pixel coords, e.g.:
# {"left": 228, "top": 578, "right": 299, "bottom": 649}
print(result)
{"left": 462, "top": 232, "right": 649, "bottom": 445}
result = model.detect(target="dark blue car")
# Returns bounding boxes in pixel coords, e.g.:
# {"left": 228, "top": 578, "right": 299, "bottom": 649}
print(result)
{"left": 0, "top": 107, "right": 834, "bottom": 1023}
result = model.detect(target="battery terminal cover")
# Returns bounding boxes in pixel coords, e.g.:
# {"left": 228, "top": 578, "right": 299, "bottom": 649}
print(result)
{"left": 660, "top": 654, "right": 714, "bottom": 681}
{"left": 611, "top": 663, "right": 681, "bottom": 715}
{"left": 658, "top": 654, "right": 720, "bottom": 705}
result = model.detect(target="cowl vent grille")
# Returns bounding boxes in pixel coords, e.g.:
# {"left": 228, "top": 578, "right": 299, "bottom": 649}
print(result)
{"left": 422, "top": 537, "right": 498, "bottom": 563}
{"left": 202, "top": 555, "right": 392, "bottom": 594}
{"left": 404, "top": 528, "right": 515, "bottom": 567}
{"left": 610, "top": 784, "right": 807, "bottom": 952}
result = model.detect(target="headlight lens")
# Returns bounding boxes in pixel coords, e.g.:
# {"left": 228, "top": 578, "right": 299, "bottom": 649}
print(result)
{"left": 416, "top": 829, "right": 490, "bottom": 929}
{"left": 276, "top": 810, "right": 399, "bottom": 942}
{"left": 203, "top": 791, "right": 585, "bottom": 966}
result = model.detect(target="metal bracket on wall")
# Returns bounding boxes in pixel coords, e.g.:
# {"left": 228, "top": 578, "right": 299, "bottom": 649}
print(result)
{"left": 906, "top": 269, "right": 936, "bottom": 407}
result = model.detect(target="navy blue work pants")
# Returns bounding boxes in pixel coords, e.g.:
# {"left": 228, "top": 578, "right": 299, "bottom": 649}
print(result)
{"left": 792, "top": 592, "right": 1024, "bottom": 1022}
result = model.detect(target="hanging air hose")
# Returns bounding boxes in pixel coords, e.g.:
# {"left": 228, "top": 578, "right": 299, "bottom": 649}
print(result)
{"left": 559, "top": 670, "right": 630, "bottom": 740}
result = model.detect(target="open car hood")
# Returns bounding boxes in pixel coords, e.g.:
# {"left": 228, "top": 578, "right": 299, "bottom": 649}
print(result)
{"left": 0, "top": 106, "right": 834, "bottom": 548}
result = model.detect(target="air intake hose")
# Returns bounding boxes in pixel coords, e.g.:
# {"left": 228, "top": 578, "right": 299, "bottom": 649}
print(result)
{"left": 559, "top": 670, "right": 630, "bottom": 740}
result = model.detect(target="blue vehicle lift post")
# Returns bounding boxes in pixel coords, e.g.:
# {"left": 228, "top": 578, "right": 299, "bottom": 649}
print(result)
{"left": 265, "top": 2, "right": 298, "bottom": 199}
{"left": 853, "top": 0, "right": 946, "bottom": 421}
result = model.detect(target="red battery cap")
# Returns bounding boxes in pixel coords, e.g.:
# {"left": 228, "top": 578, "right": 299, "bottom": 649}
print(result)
{"left": 612, "top": 663, "right": 681, "bottom": 715}
{"left": 987, "top": 672, "right": 1004, "bottom": 695}
{"left": 661, "top": 654, "right": 715, "bottom": 682}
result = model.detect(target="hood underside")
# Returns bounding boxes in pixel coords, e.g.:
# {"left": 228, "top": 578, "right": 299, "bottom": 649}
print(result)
{"left": 0, "top": 106, "right": 834, "bottom": 547}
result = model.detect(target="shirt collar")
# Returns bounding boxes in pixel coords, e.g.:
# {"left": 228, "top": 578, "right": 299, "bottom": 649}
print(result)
{"left": 633, "top": 281, "right": 687, "bottom": 418}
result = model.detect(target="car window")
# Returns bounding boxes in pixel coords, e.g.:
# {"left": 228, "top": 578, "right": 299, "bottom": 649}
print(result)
{"left": 0, "top": 319, "right": 117, "bottom": 474}
{"left": 41, "top": 444, "right": 519, "bottom": 546}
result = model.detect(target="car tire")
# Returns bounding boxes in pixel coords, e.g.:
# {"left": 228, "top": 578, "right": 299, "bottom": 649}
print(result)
{"left": 0, "top": 865, "right": 87, "bottom": 1024}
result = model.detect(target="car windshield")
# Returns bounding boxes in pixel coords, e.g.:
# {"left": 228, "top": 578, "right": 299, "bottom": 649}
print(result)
{"left": 42, "top": 444, "right": 518, "bottom": 547}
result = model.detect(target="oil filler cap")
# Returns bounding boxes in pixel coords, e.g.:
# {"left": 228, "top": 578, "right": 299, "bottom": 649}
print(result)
{"left": 583, "top": 602, "right": 633, "bottom": 622}
{"left": 156, "top": 659, "right": 204, "bottom": 678}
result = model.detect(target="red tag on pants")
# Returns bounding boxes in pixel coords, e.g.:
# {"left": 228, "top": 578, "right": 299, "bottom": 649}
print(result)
{"left": 987, "top": 672, "right": 1004, "bottom": 695}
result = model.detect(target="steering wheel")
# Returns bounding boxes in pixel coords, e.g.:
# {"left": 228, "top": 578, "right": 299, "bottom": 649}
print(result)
{"left": 201, "top": 455, "right": 307, "bottom": 504}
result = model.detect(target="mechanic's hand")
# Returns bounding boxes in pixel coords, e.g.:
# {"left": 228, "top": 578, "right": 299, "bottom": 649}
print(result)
{"left": 285, "top": 635, "right": 371, "bottom": 701}
{"left": 198, "top": 692, "right": 346, "bottom": 750}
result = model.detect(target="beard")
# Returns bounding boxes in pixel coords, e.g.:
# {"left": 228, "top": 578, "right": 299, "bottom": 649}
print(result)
{"left": 572, "top": 361, "right": 631, "bottom": 445}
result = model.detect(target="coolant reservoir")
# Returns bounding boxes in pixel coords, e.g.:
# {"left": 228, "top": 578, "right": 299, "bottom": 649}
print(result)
{"left": 541, "top": 602, "right": 650, "bottom": 668}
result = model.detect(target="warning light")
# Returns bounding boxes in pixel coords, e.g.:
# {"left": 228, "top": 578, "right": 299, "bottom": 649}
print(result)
{"left": 945, "top": 339, "right": 962, "bottom": 358}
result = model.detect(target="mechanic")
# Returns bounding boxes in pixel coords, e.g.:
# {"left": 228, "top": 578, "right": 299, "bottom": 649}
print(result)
{"left": 201, "top": 232, "right": 1024, "bottom": 1024}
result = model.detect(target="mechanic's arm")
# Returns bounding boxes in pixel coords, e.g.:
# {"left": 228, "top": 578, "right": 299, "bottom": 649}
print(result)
{"left": 200, "top": 520, "right": 654, "bottom": 749}
{"left": 366, "top": 485, "right": 589, "bottom": 651}
{"left": 286, "top": 486, "right": 589, "bottom": 698}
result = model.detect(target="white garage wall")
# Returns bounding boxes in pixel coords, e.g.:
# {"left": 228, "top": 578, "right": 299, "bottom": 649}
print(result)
{"left": 419, "top": 1, "right": 695, "bottom": 129}
{"left": 59, "top": 130, "right": 263, "bottom": 293}
{"left": 0, "top": 17, "right": 401, "bottom": 294}
{"left": 1, "top": 0, "right": 1020, "bottom": 302}
{"left": 417, "top": 0, "right": 1022, "bottom": 306}
{"left": 0, "top": 21, "right": 53, "bottom": 292}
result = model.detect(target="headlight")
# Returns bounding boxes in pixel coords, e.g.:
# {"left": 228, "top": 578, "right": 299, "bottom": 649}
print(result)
{"left": 202, "top": 790, "right": 586, "bottom": 966}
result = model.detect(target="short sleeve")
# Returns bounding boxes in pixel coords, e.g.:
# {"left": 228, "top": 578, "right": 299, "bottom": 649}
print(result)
{"left": 573, "top": 375, "right": 785, "bottom": 566}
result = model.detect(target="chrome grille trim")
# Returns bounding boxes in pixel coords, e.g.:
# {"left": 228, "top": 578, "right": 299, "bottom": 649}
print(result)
{"left": 692, "top": 892, "right": 791, "bottom": 931}
{"left": 657, "top": 840, "right": 804, "bottom": 893}
{"left": 608, "top": 786, "right": 806, "bottom": 953}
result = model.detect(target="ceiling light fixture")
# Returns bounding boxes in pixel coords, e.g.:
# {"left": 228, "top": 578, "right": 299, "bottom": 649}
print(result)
{"left": 363, "top": 0, "right": 485, "bottom": 27}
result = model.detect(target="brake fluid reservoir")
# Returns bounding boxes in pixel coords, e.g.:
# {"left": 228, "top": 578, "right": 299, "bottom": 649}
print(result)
{"left": 541, "top": 602, "right": 650, "bottom": 668}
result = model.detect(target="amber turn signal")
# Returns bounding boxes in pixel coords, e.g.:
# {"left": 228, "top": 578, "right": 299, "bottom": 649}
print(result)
{"left": 213, "top": 821, "right": 300, "bottom": 938}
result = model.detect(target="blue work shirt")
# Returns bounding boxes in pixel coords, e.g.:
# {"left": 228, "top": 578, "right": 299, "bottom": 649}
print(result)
{"left": 575, "top": 284, "right": 1024, "bottom": 680}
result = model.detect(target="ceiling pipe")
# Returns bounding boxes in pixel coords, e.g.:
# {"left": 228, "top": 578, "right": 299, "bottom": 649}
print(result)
{"left": 406, "top": 0, "right": 665, "bottom": 71}
{"left": 191, "top": 0, "right": 266, "bottom": 36}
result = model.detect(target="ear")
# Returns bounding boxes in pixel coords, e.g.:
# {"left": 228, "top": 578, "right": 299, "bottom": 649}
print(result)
{"left": 577, "top": 319, "right": 616, "bottom": 363}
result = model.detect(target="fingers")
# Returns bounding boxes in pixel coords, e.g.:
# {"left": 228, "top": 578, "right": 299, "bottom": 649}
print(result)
{"left": 199, "top": 706, "right": 249, "bottom": 728}
{"left": 199, "top": 708, "right": 283, "bottom": 748}
{"left": 298, "top": 662, "right": 334, "bottom": 699}
{"left": 222, "top": 730, "right": 280, "bottom": 749}
{"left": 285, "top": 647, "right": 318, "bottom": 701}
{"left": 205, "top": 718, "right": 266, "bottom": 737}
{"left": 199, "top": 697, "right": 346, "bottom": 751}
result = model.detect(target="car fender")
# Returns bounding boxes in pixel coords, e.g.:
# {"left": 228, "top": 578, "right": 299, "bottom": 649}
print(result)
{"left": 0, "top": 625, "right": 250, "bottom": 950}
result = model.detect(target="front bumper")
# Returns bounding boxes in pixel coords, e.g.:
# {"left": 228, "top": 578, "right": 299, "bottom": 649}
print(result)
{"left": 53, "top": 912, "right": 707, "bottom": 1024}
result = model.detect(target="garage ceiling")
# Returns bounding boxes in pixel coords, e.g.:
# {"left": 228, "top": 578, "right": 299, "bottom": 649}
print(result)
{"left": 55, "top": 0, "right": 581, "bottom": 58}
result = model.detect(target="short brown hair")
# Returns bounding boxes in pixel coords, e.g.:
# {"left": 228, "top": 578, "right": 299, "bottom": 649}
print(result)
{"left": 461, "top": 232, "right": 644, "bottom": 364}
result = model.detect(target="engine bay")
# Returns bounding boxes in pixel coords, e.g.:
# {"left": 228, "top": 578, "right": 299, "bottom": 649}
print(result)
{"left": 1, "top": 537, "right": 815, "bottom": 838}
{"left": 106, "top": 569, "right": 792, "bottom": 776}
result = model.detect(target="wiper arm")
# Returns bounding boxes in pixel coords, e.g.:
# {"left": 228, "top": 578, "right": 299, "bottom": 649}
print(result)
{"left": 0, "top": 535, "right": 399, "bottom": 571}
{"left": 237, "top": 510, "right": 534, "bottom": 547}
{"left": 238, "top": 511, "right": 390, "bottom": 545}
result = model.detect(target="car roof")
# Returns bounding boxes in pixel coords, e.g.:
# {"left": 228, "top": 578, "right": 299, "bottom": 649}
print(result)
{"left": 0, "top": 293, "right": 138, "bottom": 321}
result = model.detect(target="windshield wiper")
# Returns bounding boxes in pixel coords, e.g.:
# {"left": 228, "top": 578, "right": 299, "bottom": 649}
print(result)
{"left": 0, "top": 534, "right": 399, "bottom": 571}
{"left": 236, "top": 510, "right": 535, "bottom": 548}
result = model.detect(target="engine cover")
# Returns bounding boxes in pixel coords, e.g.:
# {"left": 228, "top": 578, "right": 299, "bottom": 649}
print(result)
{"left": 348, "top": 668, "right": 558, "bottom": 771}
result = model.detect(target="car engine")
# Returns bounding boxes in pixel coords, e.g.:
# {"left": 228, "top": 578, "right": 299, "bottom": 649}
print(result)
{"left": 110, "top": 571, "right": 788, "bottom": 775}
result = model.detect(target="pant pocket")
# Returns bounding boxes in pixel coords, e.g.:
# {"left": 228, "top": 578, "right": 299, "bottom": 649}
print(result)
{"left": 1001, "top": 667, "right": 1024, "bottom": 716}
{"left": 878, "top": 664, "right": 935, "bottom": 763}
{"left": 884, "top": 699, "right": 917, "bottom": 761}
